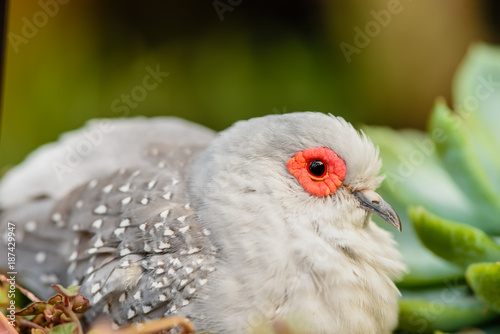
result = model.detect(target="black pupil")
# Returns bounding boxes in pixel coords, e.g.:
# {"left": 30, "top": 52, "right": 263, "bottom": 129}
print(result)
{"left": 308, "top": 160, "right": 326, "bottom": 176}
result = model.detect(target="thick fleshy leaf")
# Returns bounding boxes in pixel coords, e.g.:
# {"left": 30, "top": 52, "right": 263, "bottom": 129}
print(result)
{"left": 366, "top": 126, "right": 468, "bottom": 285}
{"left": 0, "top": 284, "right": 8, "bottom": 306}
{"left": 51, "top": 285, "right": 81, "bottom": 298}
{"left": 454, "top": 43, "right": 500, "bottom": 165}
{"left": 48, "top": 323, "right": 77, "bottom": 334}
{"left": 365, "top": 126, "right": 479, "bottom": 227}
{"left": 72, "top": 294, "right": 89, "bottom": 314}
{"left": 428, "top": 100, "right": 500, "bottom": 233}
{"left": 372, "top": 204, "right": 462, "bottom": 287}
{"left": 466, "top": 262, "right": 500, "bottom": 312}
{"left": 411, "top": 206, "right": 500, "bottom": 268}
{"left": 398, "top": 286, "right": 495, "bottom": 334}
{"left": 15, "top": 301, "right": 49, "bottom": 316}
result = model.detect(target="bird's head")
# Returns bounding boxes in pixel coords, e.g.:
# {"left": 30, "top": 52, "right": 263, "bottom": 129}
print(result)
{"left": 189, "top": 112, "right": 401, "bottom": 238}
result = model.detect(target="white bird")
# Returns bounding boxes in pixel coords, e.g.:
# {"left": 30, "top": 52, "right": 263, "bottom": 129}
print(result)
{"left": 0, "top": 112, "right": 405, "bottom": 334}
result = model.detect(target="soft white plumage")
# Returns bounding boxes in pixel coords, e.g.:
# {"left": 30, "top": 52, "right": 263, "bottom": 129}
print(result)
{"left": 0, "top": 112, "right": 405, "bottom": 333}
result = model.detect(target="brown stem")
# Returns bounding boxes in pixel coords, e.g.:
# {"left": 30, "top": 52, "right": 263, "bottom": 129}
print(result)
{"left": 18, "top": 318, "right": 46, "bottom": 331}
{"left": 60, "top": 299, "right": 84, "bottom": 334}
{"left": 0, "top": 274, "right": 41, "bottom": 302}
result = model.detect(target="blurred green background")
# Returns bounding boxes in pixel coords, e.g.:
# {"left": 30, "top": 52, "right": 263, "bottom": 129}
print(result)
{"left": 1, "top": 0, "right": 499, "bottom": 172}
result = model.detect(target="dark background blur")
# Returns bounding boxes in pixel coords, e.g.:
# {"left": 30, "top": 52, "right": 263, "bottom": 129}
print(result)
{"left": 1, "top": 0, "right": 499, "bottom": 172}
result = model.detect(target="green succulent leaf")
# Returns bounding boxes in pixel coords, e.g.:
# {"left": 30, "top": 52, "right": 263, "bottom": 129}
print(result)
{"left": 428, "top": 100, "right": 500, "bottom": 233}
{"left": 51, "top": 285, "right": 81, "bottom": 298}
{"left": 47, "top": 323, "right": 77, "bottom": 334}
{"left": 0, "top": 284, "right": 8, "bottom": 306}
{"left": 454, "top": 43, "right": 500, "bottom": 155}
{"left": 411, "top": 206, "right": 500, "bottom": 268}
{"left": 366, "top": 127, "right": 467, "bottom": 285}
{"left": 466, "top": 262, "right": 500, "bottom": 313}
{"left": 15, "top": 301, "right": 49, "bottom": 316}
{"left": 398, "top": 286, "right": 495, "bottom": 334}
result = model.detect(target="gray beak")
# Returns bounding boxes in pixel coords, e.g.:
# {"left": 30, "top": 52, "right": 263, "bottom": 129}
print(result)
{"left": 353, "top": 189, "right": 402, "bottom": 232}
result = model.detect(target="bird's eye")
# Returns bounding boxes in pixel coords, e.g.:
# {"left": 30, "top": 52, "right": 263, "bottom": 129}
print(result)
{"left": 307, "top": 160, "right": 326, "bottom": 178}
{"left": 286, "top": 147, "right": 346, "bottom": 197}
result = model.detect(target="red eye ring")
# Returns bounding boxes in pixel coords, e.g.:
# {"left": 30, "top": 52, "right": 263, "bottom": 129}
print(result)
{"left": 287, "top": 147, "right": 346, "bottom": 197}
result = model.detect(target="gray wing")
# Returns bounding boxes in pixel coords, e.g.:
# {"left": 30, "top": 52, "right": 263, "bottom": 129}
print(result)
{"left": 0, "top": 117, "right": 215, "bottom": 208}
{"left": 0, "top": 118, "right": 218, "bottom": 325}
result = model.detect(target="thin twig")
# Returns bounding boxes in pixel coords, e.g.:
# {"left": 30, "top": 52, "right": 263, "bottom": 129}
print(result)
{"left": 60, "top": 299, "right": 84, "bottom": 334}
{"left": 0, "top": 274, "right": 41, "bottom": 302}
{"left": 18, "top": 317, "right": 46, "bottom": 331}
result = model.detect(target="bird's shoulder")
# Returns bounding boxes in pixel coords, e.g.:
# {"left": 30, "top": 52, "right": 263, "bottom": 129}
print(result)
{"left": 0, "top": 116, "right": 216, "bottom": 208}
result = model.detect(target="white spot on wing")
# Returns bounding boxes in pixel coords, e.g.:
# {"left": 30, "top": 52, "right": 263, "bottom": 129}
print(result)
{"left": 88, "top": 179, "right": 98, "bottom": 189}
{"left": 91, "top": 283, "right": 101, "bottom": 294}
{"left": 94, "top": 237, "right": 104, "bottom": 248}
{"left": 114, "top": 227, "right": 125, "bottom": 236}
{"left": 147, "top": 180, "right": 157, "bottom": 189}
{"left": 94, "top": 205, "right": 107, "bottom": 215}
{"left": 134, "top": 291, "right": 141, "bottom": 300}
{"left": 67, "top": 261, "right": 77, "bottom": 274}
{"left": 119, "top": 219, "right": 131, "bottom": 227}
{"left": 102, "top": 184, "right": 113, "bottom": 193}
{"left": 179, "top": 226, "right": 190, "bottom": 233}
{"left": 35, "top": 252, "right": 46, "bottom": 264}
{"left": 69, "top": 251, "right": 77, "bottom": 261}
{"left": 93, "top": 292, "right": 103, "bottom": 304}
{"left": 92, "top": 219, "right": 103, "bottom": 229}
{"left": 119, "top": 183, "right": 131, "bottom": 192}
{"left": 25, "top": 221, "right": 37, "bottom": 232}
{"left": 120, "top": 248, "right": 131, "bottom": 256}
{"left": 121, "top": 196, "right": 132, "bottom": 205}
